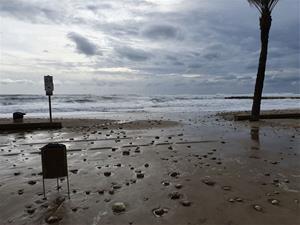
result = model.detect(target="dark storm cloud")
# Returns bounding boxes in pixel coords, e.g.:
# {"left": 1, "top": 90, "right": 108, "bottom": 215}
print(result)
{"left": 0, "top": 0, "right": 63, "bottom": 23}
{"left": 67, "top": 32, "right": 100, "bottom": 56}
{"left": 115, "top": 46, "right": 152, "bottom": 61}
{"left": 1, "top": 0, "right": 299, "bottom": 94}
{"left": 141, "top": 24, "right": 182, "bottom": 40}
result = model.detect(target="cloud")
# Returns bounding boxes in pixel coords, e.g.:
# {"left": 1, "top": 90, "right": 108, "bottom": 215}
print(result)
{"left": 141, "top": 24, "right": 182, "bottom": 40}
{"left": 67, "top": 32, "right": 100, "bottom": 56}
{"left": 0, "top": 0, "right": 63, "bottom": 23}
{"left": 115, "top": 46, "right": 152, "bottom": 61}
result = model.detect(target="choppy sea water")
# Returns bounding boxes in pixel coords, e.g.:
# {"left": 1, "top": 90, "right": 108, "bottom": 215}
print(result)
{"left": 0, "top": 94, "right": 299, "bottom": 118}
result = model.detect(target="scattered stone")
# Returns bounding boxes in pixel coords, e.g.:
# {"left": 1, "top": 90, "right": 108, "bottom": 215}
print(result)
{"left": 72, "top": 207, "right": 78, "bottom": 212}
{"left": 26, "top": 208, "right": 36, "bottom": 214}
{"left": 14, "top": 172, "right": 21, "bottom": 176}
{"left": 70, "top": 169, "right": 78, "bottom": 174}
{"left": 152, "top": 207, "right": 168, "bottom": 217}
{"left": 168, "top": 191, "right": 182, "bottom": 200}
{"left": 122, "top": 150, "right": 130, "bottom": 156}
{"left": 180, "top": 200, "right": 192, "bottom": 207}
{"left": 98, "top": 190, "right": 104, "bottom": 195}
{"left": 18, "top": 189, "right": 24, "bottom": 195}
{"left": 113, "top": 184, "right": 122, "bottom": 189}
{"left": 170, "top": 172, "right": 179, "bottom": 178}
{"left": 222, "top": 186, "right": 231, "bottom": 191}
{"left": 268, "top": 199, "right": 280, "bottom": 205}
{"left": 112, "top": 202, "right": 126, "bottom": 213}
{"left": 202, "top": 178, "right": 215, "bottom": 186}
{"left": 235, "top": 197, "right": 243, "bottom": 202}
{"left": 104, "top": 172, "right": 111, "bottom": 177}
{"left": 144, "top": 163, "right": 149, "bottom": 168}
{"left": 28, "top": 180, "right": 36, "bottom": 185}
{"left": 46, "top": 216, "right": 61, "bottom": 224}
{"left": 109, "top": 189, "right": 115, "bottom": 195}
{"left": 162, "top": 181, "right": 170, "bottom": 186}
{"left": 168, "top": 146, "right": 173, "bottom": 150}
{"left": 175, "top": 184, "right": 183, "bottom": 189}
{"left": 228, "top": 198, "right": 235, "bottom": 203}
{"left": 253, "top": 204, "right": 263, "bottom": 212}
{"left": 155, "top": 136, "right": 160, "bottom": 139}
{"left": 85, "top": 191, "right": 90, "bottom": 195}
{"left": 136, "top": 173, "right": 144, "bottom": 179}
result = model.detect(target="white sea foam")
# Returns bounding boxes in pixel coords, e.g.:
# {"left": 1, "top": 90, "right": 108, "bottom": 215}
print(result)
{"left": 0, "top": 94, "right": 299, "bottom": 118}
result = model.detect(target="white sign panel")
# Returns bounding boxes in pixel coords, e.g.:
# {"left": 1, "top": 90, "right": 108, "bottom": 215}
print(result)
{"left": 44, "top": 75, "right": 54, "bottom": 96}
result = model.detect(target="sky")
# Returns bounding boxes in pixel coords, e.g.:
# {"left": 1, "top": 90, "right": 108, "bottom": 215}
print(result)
{"left": 0, "top": 0, "right": 299, "bottom": 95}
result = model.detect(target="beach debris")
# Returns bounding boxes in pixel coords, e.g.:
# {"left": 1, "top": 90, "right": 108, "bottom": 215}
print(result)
{"left": 180, "top": 200, "right": 192, "bottom": 207}
{"left": 122, "top": 150, "right": 130, "bottom": 156}
{"left": 253, "top": 204, "right": 263, "bottom": 212}
{"left": 28, "top": 180, "right": 37, "bottom": 185}
{"left": 152, "top": 207, "right": 168, "bottom": 217}
{"left": 46, "top": 215, "right": 61, "bottom": 224}
{"left": 202, "top": 178, "right": 215, "bottom": 186}
{"left": 136, "top": 173, "right": 144, "bottom": 179}
{"left": 228, "top": 198, "right": 235, "bottom": 203}
{"left": 235, "top": 197, "right": 243, "bottom": 202}
{"left": 98, "top": 190, "right": 104, "bottom": 195}
{"left": 170, "top": 172, "right": 180, "bottom": 178}
{"left": 222, "top": 186, "right": 231, "bottom": 191}
{"left": 268, "top": 199, "right": 280, "bottom": 205}
{"left": 112, "top": 202, "right": 126, "bottom": 213}
{"left": 112, "top": 184, "right": 122, "bottom": 189}
{"left": 104, "top": 172, "right": 111, "bottom": 177}
{"left": 70, "top": 169, "right": 78, "bottom": 174}
{"left": 162, "top": 181, "right": 170, "bottom": 186}
{"left": 168, "top": 191, "right": 182, "bottom": 200}
{"left": 175, "top": 184, "right": 183, "bottom": 189}
{"left": 26, "top": 208, "right": 36, "bottom": 215}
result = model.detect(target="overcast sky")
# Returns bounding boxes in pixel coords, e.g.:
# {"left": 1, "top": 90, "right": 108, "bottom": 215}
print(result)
{"left": 0, "top": 0, "right": 299, "bottom": 95}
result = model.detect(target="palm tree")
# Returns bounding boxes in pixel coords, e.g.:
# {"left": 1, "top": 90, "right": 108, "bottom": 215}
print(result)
{"left": 248, "top": 0, "right": 279, "bottom": 121}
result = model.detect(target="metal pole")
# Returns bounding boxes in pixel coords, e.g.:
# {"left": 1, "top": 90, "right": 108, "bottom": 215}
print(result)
{"left": 48, "top": 95, "right": 52, "bottom": 123}
{"left": 43, "top": 177, "right": 46, "bottom": 199}
{"left": 66, "top": 174, "right": 70, "bottom": 199}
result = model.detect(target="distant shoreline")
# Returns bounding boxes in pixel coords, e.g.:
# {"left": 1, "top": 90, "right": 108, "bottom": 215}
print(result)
{"left": 225, "top": 96, "right": 300, "bottom": 99}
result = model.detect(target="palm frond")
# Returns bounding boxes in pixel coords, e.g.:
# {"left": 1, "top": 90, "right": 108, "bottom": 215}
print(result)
{"left": 248, "top": 0, "right": 279, "bottom": 13}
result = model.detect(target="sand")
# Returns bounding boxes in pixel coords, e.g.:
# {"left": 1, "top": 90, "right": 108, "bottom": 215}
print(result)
{"left": 0, "top": 112, "right": 299, "bottom": 225}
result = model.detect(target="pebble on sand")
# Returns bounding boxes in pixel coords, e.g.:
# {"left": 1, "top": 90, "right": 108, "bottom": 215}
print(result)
{"left": 104, "top": 172, "right": 111, "bottom": 177}
{"left": 253, "top": 204, "right": 263, "bottom": 212}
{"left": 180, "top": 200, "right": 192, "bottom": 207}
{"left": 268, "top": 199, "right": 280, "bottom": 205}
{"left": 169, "top": 191, "right": 182, "bottom": 200}
{"left": 202, "top": 178, "right": 215, "bottom": 186}
{"left": 45, "top": 216, "right": 61, "bottom": 224}
{"left": 112, "top": 202, "right": 126, "bottom": 213}
{"left": 152, "top": 207, "right": 168, "bottom": 217}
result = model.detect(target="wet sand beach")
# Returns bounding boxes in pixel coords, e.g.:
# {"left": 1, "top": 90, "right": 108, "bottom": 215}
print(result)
{"left": 0, "top": 112, "right": 299, "bottom": 225}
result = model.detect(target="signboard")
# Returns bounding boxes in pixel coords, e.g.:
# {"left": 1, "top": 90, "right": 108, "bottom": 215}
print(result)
{"left": 44, "top": 75, "right": 54, "bottom": 96}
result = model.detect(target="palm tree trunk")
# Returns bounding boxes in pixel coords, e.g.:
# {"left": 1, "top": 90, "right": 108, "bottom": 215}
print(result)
{"left": 251, "top": 12, "right": 272, "bottom": 121}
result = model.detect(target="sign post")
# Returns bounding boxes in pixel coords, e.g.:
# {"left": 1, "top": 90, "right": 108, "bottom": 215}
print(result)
{"left": 44, "top": 75, "right": 54, "bottom": 123}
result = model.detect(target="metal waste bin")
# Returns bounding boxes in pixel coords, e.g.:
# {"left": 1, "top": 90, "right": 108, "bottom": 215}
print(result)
{"left": 13, "top": 112, "right": 26, "bottom": 122}
{"left": 40, "top": 143, "right": 70, "bottom": 198}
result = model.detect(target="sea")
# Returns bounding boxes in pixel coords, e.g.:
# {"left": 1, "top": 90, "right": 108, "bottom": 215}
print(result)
{"left": 0, "top": 94, "right": 299, "bottom": 118}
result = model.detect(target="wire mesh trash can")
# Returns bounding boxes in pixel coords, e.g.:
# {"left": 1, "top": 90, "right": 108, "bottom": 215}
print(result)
{"left": 13, "top": 112, "right": 26, "bottom": 122}
{"left": 40, "top": 143, "right": 70, "bottom": 199}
